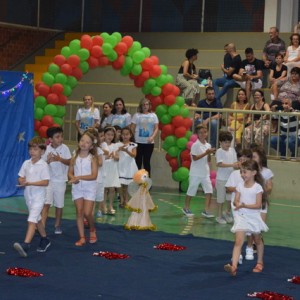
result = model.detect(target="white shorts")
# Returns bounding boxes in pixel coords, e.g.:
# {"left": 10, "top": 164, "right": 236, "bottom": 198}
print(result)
{"left": 45, "top": 181, "right": 66, "bottom": 208}
{"left": 236, "top": 79, "right": 262, "bottom": 90}
{"left": 26, "top": 200, "right": 44, "bottom": 223}
{"left": 95, "top": 181, "right": 104, "bottom": 202}
{"left": 216, "top": 180, "right": 231, "bottom": 204}
{"left": 186, "top": 175, "right": 213, "bottom": 197}
{"left": 72, "top": 181, "right": 97, "bottom": 201}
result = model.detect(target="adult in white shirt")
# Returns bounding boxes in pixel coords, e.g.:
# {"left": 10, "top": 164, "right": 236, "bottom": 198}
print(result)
{"left": 107, "top": 97, "right": 131, "bottom": 129}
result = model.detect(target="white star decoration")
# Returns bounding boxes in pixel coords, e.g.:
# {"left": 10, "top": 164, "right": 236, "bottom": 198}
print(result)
{"left": 18, "top": 132, "right": 25, "bottom": 142}
{"left": 9, "top": 95, "right": 15, "bottom": 103}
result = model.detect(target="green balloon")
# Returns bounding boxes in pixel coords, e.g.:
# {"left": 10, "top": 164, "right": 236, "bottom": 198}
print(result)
{"left": 131, "top": 63, "right": 142, "bottom": 76}
{"left": 185, "top": 130, "right": 192, "bottom": 140}
{"left": 42, "top": 72, "right": 55, "bottom": 86}
{"left": 132, "top": 51, "right": 145, "bottom": 64}
{"left": 144, "top": 78, "right": 156, "bottom": 90}
{"left": 142, "top": 47, "right": 151, "bottom": 58}
{"left": 128, "top": 41, "right": 142, "bottom": 56}
{"left": 172, "top": 171, "right": 180, "bottom": 182}
{"left": 123, "top": 56, "right": 133, "bottom": 72}
{"left": 44, "top": 104, "right": 58, "bottom": 116}
{"left": 180, "top": 178, "right": 190, "bottom": 192}
{"left": 48, "top": 63, "right": 60, "bottom": 76}
{"left": 61, "top": 46, "right": 71, "bottom": 58}
{"left": 155, "top": 104, "right": 168, "bottom": 118}
{"left": 141, "top": 85, "right": 151, "bottom": 95}
{"left": 102, "top": 43, "right": 113, "bottom": 56}
{"left": 55, "top": 73, "right": 67, "bottom": 84}
{"left": 100, "top": 32, "right": 110, "bottom": 40}
{"left": 180, "top": 107, "right": 190, "bottom": 118}
{"left": 69, "top": 39, "right": 81, "bottom": 54}
{"left": 67, "top": 75, "right": 78, "bottom": 88}
{"left": 168, "top": 104, "right": 180, "bottom": 117}
{"left": 107, "top": 50, "right": 118, "bottom": 62}
{"left": 34, "top": 107, "right": 44, "bottom": 120}
{"left": 168, "top": 146, "right": 179, "bottom": 157}
{"left": 79, "top": 61, "right": 89, "bottom": 74}
{"left": 35, "top": 96, "right": 47, "bottom": 109}
{"left": 160, "top": 113, "right": 172, "bottom": 124}
{"left": 112, "top": 32, "right": 122, "bottom": 43}
{"left": 62, "top": 84, "right": 72, "bottom": 96}
{"left": 151, "top": 86, "right": 162, "bottom": 96}
{"left": 176, "top": 96, "right": 185, "bottom": 107}
{"left": 106, "top": 35, "right": 118, "bottom": 47}
{"left": 164, "top": 135, "right": 177, "bottom": 148}
{"left": 120, "top": 68, "right": 131, "bottom": 76}
{"left": 177, "top": 167, "right": 189, "bottom": 181}
{"left": 56, "top": 105, "right": 66, "bottom": 117}
{"left": 78, "top": 48, "right": 90, "bottom": 61}
{"left": 156, "top": 74, "right": 168, "bottom": 87}
{"left": 176, "top": 137, "right": 188, "bottom": 149}
{"left": 160, "top": 64, "right": 168, "bottom": 75}
{"left": 53, "top": 117, "right": 63, "bottom": 126}
{"left": 165, "top": 74, "right": 174, "bottom": 84}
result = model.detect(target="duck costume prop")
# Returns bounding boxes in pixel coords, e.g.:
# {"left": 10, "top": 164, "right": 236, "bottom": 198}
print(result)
{"left": 125, "top": 169, "right": 157, "bottom": 230}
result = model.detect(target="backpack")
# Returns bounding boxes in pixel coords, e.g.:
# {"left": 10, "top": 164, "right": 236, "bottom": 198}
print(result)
{"left": 198, "top": 69, "right": 212, "bottom": 80}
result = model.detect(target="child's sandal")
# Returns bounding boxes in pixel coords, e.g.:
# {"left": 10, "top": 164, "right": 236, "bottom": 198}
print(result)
{"left": 75, "top": 237, "right": 86, "bottom": 246}
{"left": 89, "top": 229, "right": 97, "bottom": 244}
{"left": 253, "top": 263, "right": 264, "bottom": 273}
{"left": 224, "top": 264, "right": 237, "bottom": 276}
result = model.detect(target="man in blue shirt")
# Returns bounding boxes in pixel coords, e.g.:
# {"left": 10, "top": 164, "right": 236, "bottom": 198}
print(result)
{"left": 195, "top": 87, "right": 223, "bottom": 148}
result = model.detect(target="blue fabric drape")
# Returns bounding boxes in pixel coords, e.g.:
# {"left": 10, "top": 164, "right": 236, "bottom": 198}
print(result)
{"left": 0, "top": 71, "right": 34, "bottom": 197}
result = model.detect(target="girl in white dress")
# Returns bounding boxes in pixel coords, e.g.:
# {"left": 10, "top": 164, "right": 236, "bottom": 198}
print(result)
{"left": 118, "top": 126, "right": 138, "bottom": 207}
{"left": 224, "top": 160, "right": 268, "bottom": 276}
{"left": 102, "top": 126, "right": 120, "bottom": 214}
{"left": 68, "top": 132, "right": 98, "bottom": 246}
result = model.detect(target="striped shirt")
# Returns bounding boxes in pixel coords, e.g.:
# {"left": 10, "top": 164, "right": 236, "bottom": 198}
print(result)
{"left": 279, "top": 113, "right": 300, "bottom": 135}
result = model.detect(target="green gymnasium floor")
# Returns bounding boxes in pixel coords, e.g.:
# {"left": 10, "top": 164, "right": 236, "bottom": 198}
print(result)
{"left": 1, "top": 186, "right": 300, "bottom": 250}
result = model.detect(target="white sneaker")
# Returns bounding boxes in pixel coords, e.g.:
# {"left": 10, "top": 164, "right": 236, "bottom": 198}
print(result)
{"left": 245, "top": 247, "right": 254, "bottom": 260}
{"left": 238, "top": 254, "right": 243, "bottom": 265}
{"left": 222, "top": 212, "right": 233, "bottom": 223}
{"left": 216, "top": 217, "right": 227, "bottom": 224}
{"left": 201, "top": 211, "right": 215, "bottom": 218}
{"left": 182, "top": 208, "right": 194, "bottom": 217}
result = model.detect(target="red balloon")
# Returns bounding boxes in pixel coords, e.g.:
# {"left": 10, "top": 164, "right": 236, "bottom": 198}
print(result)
{"left": 34, "top": 119, "right": 41, "bottom": 131}
{"left": 151, "top": 95, "right": 163, "bottom": 107}
{"left": 129, "top": 73, "right": 137, "bottom": 80}
{"left": 38, "top": 126, "right": 49, "bottom": 138}
{"left": 58, "top": 94, "right": 67, "bottom": 105}
{"left": 53, "top": 55, "right": 66, "bottom": 66}
{"left": 141, "top": 58, "right": 154, "bottom": 71}
{"left": 169, "top": 158, "right": 179, "bottom": 171}
{"left": 88, "top": 56, "right": 99, "bottom": 69}
{"left": 134, "top": 78, "right": 145, "bottom": 88}
{"left": 174, "top": 126, "right": 187, "bottom": 138}
{"left": 164, "top": 94, "right": 176, "bottom": 106}
{"left": 181, "top": 160, "right": 191, "bottom": 169}
{"left": 121, "top": 36, "right": 133, "bottom": 48}
{"left": 35, "top": 81, "right": 43, "bottom": 91}
{"left": 172, "top": 85, "right": 180, "bottom": 96}
{"left": 165, "top": 153, "right": 172, "bottom": 161}
{"left": 71, "top": 67, "right": 83, "bottom": 80}
{"left": 51, "top": 83, "right": 64, "bottom": 94}
{"left": 90, "top": 45, "right": 103, "bottom": 58}
{"left": 162, "top": 124, "right": 175, "bottom": 136}
{"left": 41, "top": 115, "right": 54, "bottom": 127}
{"left": 60, "top": 63, "right": 73, "bottom": 76}
{"left": 34, "top": 91, "right": 39, "bottom": 98}
{"left": 92, "top": 36, "right": 104, "bottom": 46}
{"left": 160, "top": 132, "right": 167, "bottom": 140}
{"left": 112, "top": 55, "right": 125, "bottom": 70}
{"left": 172, "top": 115, "right": 184, "bottom": 127}
{"left": 67, "top": 55, "right": 80, "bottom": 68}
{"left": 180, "top": 149, "right": 191, "bottom": 161}
{"left": 115, "top": 42, "right": 128, "bottom": 55}
{"left": 182, "top": 118, "right": 193, "bottom": 129}
{"left": 162, "top": 83, "right": 174, "bottom": 96}
{"left": 139, "top": 71, "right": 150, "bottom": 81}
{"left": 98, "top": 56, "right": 109, "bottom": 66}
{"left": 149, "top": 65, "right": 162, "bottom": 78}
{"left": 149, "top": 55, "right": 159, "bottom": 65}
{"left": 80, "top": 34, "right": 93, "bottom": 50}
{"left": 37, "top": 84, "right": 50, "bottom": 97}
{"left": 47, "top": 93, "right": 59, "bottom": 105}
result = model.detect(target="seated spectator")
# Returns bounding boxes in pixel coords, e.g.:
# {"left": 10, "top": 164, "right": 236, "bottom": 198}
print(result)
{"left": 270, "top": 98, "right": 300, "bottom": 160}
{"left": 233, "top": 48, "right": 264, "bottom": 101}
{"left": 194, "top": 87, "right": 223, "bottom": 148}
{"left": 272, "top": 67, "right": 300, "bottom": 109}
{"left": 100, "top": 102, "right": 113, "bottom": 128}
{"left": 213, "top": 43, "right": 241, "bottom": 103}
{"left": 228, "top": 88, "right": 250, "bottom": 145}
{"left": 176, "top": 48, "right": 200, "bottom": 106}
{"left": 284, "top": 33, "right": 300, "bottom": 76}
{"left": 243, "top": 89, "right": 270, "bottom": 148}
{"left": 107, "top": 97, "right": 131, "bottom": 128}
{"left": 269, "top": 53, "right": 288, "bottom": 100}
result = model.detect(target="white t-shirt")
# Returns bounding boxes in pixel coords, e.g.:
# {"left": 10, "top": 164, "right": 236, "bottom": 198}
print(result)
{"left": 76, "top": 107, "right": 100, "bottom": 131}
{"left": 225, "top": 169, "right": 244, "bottom": 202}
{"left": 189, "top": 139, "right": 211, "bottom": 177}
{"left": 261, "top": 167, "right": 274, "bottom": 182}
{"left": 107, "top": 113, "right": 131, "bottom": 128}
{"left": 43, "top": 143, "right": 71, "bottom": 182}
{"left": 287, "top": 45, "right": 300, "bottom": 62}
{"left": 96, "top": 147, "right": 104, "bottom": 183}
{"left": 216, "top": 147, "right": 237, "bottom": 181}
{"left": 131, "top": 112, "right": 159, "bottom": 144}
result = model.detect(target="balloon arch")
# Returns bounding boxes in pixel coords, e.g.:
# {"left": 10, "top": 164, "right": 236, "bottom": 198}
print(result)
{"left": 33, "top": 32, "right": 205, "bottom": 191}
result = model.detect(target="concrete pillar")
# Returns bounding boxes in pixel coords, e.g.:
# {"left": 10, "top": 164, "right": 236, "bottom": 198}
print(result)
{"left": 264, "top": 0, "right": 279, "bottom": 32}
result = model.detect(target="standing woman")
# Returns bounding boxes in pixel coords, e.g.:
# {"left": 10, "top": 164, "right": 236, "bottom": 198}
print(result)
{"left": 107, "top": 97, "right": 131, "bottom": 128}
{"left": 75, "top": 95, "right": 100, "bottom": 141}
{"left": 131, "top": 98, "right": 159, "bottom": 176}
{"left": 100, "top": 102, "right": 113, "bottom": 128}
{"left": 176, "top": 48, "right": 200, "bottom": 106}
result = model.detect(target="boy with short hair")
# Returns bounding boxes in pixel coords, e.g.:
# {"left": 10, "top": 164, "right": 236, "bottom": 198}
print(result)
{"left": 41, "top": 127, "right": 71, "bottom": 234}
{"left": 182, "top": 124, "right": 216, "bottom": 218}
{"left": 14, "top": 137, "right": 50, "bottom": 257}
{"left": 215, "top": 131, "right": 239, "bottom": 224}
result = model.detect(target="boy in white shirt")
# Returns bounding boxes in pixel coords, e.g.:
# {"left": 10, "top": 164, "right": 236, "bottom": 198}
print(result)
{"left": 215, "top": 131, "right": 239, "bottom": 224}
{"left": 41, "top": 127, "right": 71, "bottom": 234}
{"left": 14, "top": 137, "right": 50, "bottom": 257}
{"left": 182, "top": 125, "right": 216, "bottom": 217}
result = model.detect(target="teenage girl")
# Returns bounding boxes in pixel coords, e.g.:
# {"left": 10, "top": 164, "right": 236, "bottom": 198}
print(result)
{"left": 102, "top": 126, "right": 121, "bottom": 214}
{"left": 68, "top": 132, "right": 98, "bottom": 246}
{"left": 118, "top": 127, "right": 138, "bottom": 208}
{"left": 224, "top": 160, "right": 269, "bottom": 276}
